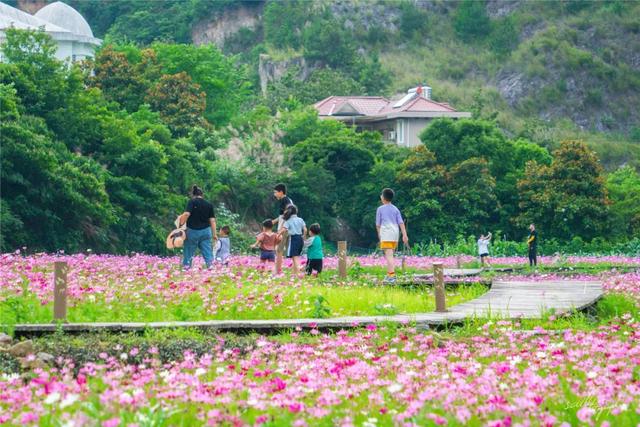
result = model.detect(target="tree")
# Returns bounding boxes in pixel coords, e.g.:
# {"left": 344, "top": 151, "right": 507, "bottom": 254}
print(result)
{"left": 420, "top": 119, "right": 514, "bottom": 178}
{"left": 516, "top": 141, "right": 610, "bottom": 240}
{"left": 453, "top": 0, "right": 491, "bottom": 42}
{"left": 146, "top": 72, "right": 207, "bottom": 137}
{"left": 90, "top": 45, "right": 160, "bottom": 112}
{"left": 152, "top": 43, "right": 252, "bottom": 126}
{"left": 606, "top": 166, "right": 640, "bottom": 238}
{"left": 356, "top": 52, "right": 392, "bottom": 95}
{"left": 263, "top": 0, "right": 309, "bottom": 49}
{"left": 445, "top": 157, "right": 498, "bottom": 236}
{"left": 396, "top": 146, "right": 448, "bottom": 241}
{"left": 488, "top": 17, "right": 519, "bottom": 56}
{"left": 0, "top": 28, "right": 68, "bottom": 119}
{"left": 399, "top": 1, "right": 430, "bottom": 38}
{"left": 1, "top": 94, "right": 115, "bottom": 252}
{"left": 303, "top": 15, "right": 356, "bottom": 69}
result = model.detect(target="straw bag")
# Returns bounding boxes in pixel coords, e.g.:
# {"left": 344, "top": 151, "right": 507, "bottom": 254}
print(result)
{"left": 166, "top": 217, "right": 187, "bottom": 249}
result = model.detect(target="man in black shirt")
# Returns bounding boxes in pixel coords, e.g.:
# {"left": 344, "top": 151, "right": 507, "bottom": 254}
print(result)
{"left": 178, "top": 185, "right": 217, "bottom": 268}
{"left": 272, "top": 183, "right": 293, "bottom": 274}
{"left": 527, "top": 223, "right": 538, "bottom": 267}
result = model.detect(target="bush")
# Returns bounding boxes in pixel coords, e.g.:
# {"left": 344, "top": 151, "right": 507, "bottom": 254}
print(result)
{"left": 399, "top": 2, "right": 429, "bottom": 38}
{"left": 411, "top": 235, "right": 640, "bottom": 256}
{"left": 488, "top": 17, "right": 519, "bottom": 56}
{"left": 454, "top": 0, "right": 491, "bottom": 42}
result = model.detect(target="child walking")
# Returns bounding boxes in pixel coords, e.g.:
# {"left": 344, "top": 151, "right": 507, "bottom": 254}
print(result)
{"left": 251, "top": 219, "right": 278, "bottom": 267}
{"left": 278, "top": 205, "right": 306, "bottom": 276}
{"left": 376, "top": 188, "right": 409, "bottom": 284}
{"left": 477, "top": 232, "right": 492, "bottom": 267}
{"left": 305, "top": 223, "right": 323, "bottom": 276}
{"left": 216, "top": 225, "right": 231, "bottom": 266}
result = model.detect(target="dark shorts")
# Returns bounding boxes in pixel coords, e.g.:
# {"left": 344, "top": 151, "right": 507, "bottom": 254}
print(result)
{"left": 480, "top": 253, "right": 489, "bottom": 258}
{"left": 260, "top": 250, "right": 276, "bottom": 262}
{"left": 287, "top": 234, "right": 304, "bottom": 258}
{"left": 306, "top": 259, "right": 323, "bottom": 275}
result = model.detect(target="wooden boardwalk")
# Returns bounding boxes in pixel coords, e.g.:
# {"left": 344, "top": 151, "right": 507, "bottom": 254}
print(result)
{"left": 12, "top": 280, "right": 603, "bottom": 334}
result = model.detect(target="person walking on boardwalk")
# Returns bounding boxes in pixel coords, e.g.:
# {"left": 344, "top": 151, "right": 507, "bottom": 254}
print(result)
{"left": 272, "top": 183, "right": 293, "bottom": 274}
{"left": 376, "top": 188, "right": 409, "bottom": 284}
{"left": 527, "top": 224, "right": 538, "bottom": 268}
{"left": 178, "top": 185, "right": 216, "bottom": 269}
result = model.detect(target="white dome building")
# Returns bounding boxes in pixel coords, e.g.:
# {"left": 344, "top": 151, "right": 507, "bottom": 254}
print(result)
{"left": 34, "top": 2, "right": 94, "bottom": 38}
{"left": 0, "top": 1, "right": 101, "bottom": 62}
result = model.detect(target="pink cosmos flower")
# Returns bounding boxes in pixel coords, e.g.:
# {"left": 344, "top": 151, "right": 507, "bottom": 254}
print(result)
{"left": 103, "top": 418, "right": 120, "bottom": 427}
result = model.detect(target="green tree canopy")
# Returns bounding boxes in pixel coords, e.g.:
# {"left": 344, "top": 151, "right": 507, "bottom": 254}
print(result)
{"left": 517, "top": 140, "right": 610, "bottom": 240}
{"left": 454, "top": 0, "right": 491, "bottom": 42}
{"left": 606, "top": 166, "right": 640, "bottom": 238}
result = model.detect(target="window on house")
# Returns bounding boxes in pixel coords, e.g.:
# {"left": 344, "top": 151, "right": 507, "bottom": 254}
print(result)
{"left": 396, "top": 119, "right": 405, "bottom": 145}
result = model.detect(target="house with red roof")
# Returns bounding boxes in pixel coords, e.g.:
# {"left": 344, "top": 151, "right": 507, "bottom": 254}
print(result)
{"left": 313, "top": 86, "right": 471, "bottom": 147}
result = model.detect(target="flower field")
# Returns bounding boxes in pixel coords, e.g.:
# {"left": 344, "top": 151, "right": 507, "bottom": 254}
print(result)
{"left": 2, "top": 321, "right": 640, "bottom": 426}
{"left": 0, "top": 253, "right": 494, "bottom": 325}
{"left": 2, "top": 253, "right": 640, "bottom": 426}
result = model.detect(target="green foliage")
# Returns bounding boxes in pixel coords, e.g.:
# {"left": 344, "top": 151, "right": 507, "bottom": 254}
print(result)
{"left": 267, "top": 68, "right": 365, "bottom": 112}
{"left": 89, "top": 45, "right": 160, "bottom": 112}
{"left": 416, "top": 119, "right": 550, "bottom": 238}
{"left": 488, "top": 17, "right": 519, "bottom": 56}
{"left": 607, "top": 166, "right": 640, "bottom": 238}
{"left": 454, "top": 0, "right": 491, "bottom": 42}
{"left": 396, "top": 146, "right": 447, "bottom": 240}
{"left": 356, "top": 52, "right": 392, "bottom": 95}
{"left": 68, "top": 0, "right": 236, "bottom": 44}
{"left": 399, "top": 1, "right": 429, "bottom": 38}
{"left": 0, "top": 85, "right": 115, "bottom": 251}
{"left": 152, "top": 43, "right": 252, "bottom": 126}
{"left": 89, "top": 42, "right": 251, "bottom": 130}
{"left": 303, "top": 14, "right": 357, "bottom": 69}
{"left": 420, "top": 119, "right": 514, "bottom": 178}
{"left": 0, "top": 29, "right": 246, "bottom": 254}
{"left": 309, "top": 295, "right": 332, "bottom": 319}
{"left": 2, "top": 4, "right": 638, "bottom": 254}
{"left": 517, "top": 140, "right": 610, "bottom": 240}
{"left": 146, "top": 72, "right": 207, "bottom": 137}
{"left": 411, "top": 235, "right": 640, "bottom": 256}
{"left": 263, "top": 0, "right": 310, "bottom": 50}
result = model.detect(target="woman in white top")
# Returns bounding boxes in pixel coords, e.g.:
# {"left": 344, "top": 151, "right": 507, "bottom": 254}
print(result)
{"left": 477, "top": 232, "right": 492, "bottom": 267}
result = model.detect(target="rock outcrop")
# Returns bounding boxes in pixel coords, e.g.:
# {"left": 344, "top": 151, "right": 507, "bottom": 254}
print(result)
{"left": 258, "top": 54, "right": 317, "bottom": 96}
{"left": 192, "top": 3, "right": 263, "bottom": 47}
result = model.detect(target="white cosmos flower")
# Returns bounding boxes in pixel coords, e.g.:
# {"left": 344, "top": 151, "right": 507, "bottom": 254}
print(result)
{"left": 60, "top": 394, "right": 79, "bottom": 408}
{"left": 44, "top": 392, "right": 61, "bottom": 405}
{"left": 387, "top": 383, "right": 403, "bottom": 393}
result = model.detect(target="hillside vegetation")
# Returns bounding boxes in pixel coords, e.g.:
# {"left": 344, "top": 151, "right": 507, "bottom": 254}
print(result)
{"left": 2, "top": 1, "right": 640, "bottom": 254}
{"left": 63, "top": 0, "right": 640, "bottom": 167}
